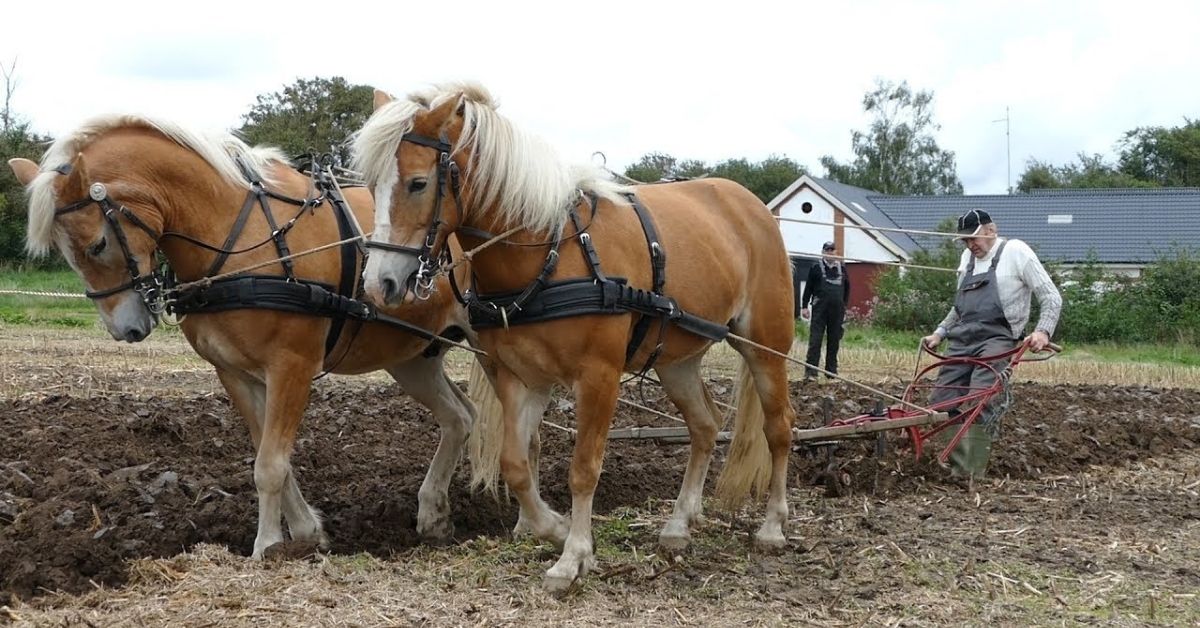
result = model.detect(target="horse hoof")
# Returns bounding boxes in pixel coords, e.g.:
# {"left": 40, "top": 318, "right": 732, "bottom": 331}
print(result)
{"left": 753, "top": 530, "right": 787, "bottom": 553}
{"left": 658, "top": 524, "right": 691, "bottom": 554}
{"left": 542, "top": 571, "right": 578, "bottom": 596}
{"left": 512, "top": 517, "right": 534, "bottom": 538}
{"left": 418, "top": 519, "right": 456, "bottom": 544}
{"left": 658, "top": 535, "right": 690, "bottom": 555}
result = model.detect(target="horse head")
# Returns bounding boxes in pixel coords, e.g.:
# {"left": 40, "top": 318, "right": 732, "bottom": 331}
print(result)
{"left": 10, "top": 135, "right": 164, "bottom": 343}
{"left": 354, "top": 87, "right": 475, "bottom": 306}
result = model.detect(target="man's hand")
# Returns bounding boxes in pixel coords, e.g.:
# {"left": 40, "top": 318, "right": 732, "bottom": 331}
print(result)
{"left": 800, "top": 307, "right": 810, "bottom": 320}
{"left": 921, "top": 332, "right": 943, "bottom": 350}
{"left": 1026, "top": 330, "right": 1051, "bottom": 352}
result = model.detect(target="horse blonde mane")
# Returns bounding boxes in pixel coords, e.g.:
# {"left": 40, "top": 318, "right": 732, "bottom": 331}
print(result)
{"left": 352, "top": 81, "right": 628, "bottom": 235}
{"left": 25, "top": 114, "right": 290, "bottom": 256}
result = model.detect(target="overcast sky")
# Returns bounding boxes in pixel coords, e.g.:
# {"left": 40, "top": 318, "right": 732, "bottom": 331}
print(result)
{"left": 4, "top": 0, "right": 1197, "bottom": 194}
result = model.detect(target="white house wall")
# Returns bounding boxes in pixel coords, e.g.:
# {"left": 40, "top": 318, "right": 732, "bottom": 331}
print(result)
{"left": 776, "top": 186, "right": 898, "bottom": 263}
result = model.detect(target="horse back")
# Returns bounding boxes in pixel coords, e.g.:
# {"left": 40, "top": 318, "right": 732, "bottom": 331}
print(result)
{"left": 589, "top": 177, "right": 792, "bottom": 323}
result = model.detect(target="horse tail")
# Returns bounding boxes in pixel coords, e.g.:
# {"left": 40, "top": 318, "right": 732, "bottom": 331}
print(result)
{"left": 715, "top": 359, "right": 773, "bottom": 508}
{"left": 466, "top": 359, "right": 504, "bottom": 495}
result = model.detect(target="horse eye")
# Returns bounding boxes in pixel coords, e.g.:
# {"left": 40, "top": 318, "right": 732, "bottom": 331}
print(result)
{"left": 88, "top": 237, "right": 107, "bottom": 256}
{"left": 407, "top": 178, "right": 427, "bottom": 194}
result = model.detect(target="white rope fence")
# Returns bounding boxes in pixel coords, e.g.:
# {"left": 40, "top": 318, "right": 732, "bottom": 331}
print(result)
{"left": 788, "top": 251, "right": 958, "bottom": 274}
{"left": 776, "top": 216, "right": 996, "bottom": 240}
{"left": 0, "top": 289, "right": 89, "bottom": 299}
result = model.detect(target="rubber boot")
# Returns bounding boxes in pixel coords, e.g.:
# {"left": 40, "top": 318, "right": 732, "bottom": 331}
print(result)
{"left": 947, "top": 424, "right": 993, "bottom": 480}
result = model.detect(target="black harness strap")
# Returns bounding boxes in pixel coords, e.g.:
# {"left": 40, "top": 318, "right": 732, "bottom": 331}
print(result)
{"left": 257, "top": 187, "right": 297, "bottom": 281}
{"left": 620, "top": 192, "right": 668, "bottom": 368}
{"left": 169, "top": 275, "right": 441, "bottom": 345}
{"left": 205, "top": 188, "right": 262, "bottom": 277}
{"left": 466, "top": 192, "right": 729, "bottom": 368}
{"left": 323, "top": 173, "right": 362, "bottom": 357}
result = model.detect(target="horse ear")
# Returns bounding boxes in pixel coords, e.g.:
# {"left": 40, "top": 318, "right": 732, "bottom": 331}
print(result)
{"left": 7, "top": 158, "right": 39, "bottom": 186}
{"left": 456, "top": 98, "right": 465, "bottom": 117}
{"left": 373, "top": 88, "right": 394, "bottom": 111}
{"left": 63, "top": 153, "right": 90, "bottom": 198}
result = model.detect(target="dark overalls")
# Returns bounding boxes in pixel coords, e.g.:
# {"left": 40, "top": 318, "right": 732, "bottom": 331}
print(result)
{"left": 930, "top": 241, "right": 1016, "bottom": 478}
{"left": 805, "top": 261, "right": 846, "bottom": 379}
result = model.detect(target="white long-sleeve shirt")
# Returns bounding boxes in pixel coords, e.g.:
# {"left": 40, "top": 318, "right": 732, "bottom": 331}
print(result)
{"left": 936, "top": 237, "right": 1062, "bottom": 338}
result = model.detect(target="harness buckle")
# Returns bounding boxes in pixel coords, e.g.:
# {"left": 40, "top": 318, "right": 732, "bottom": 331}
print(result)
{"left": 89, "top": 183, "right": 108, "bottom": 201}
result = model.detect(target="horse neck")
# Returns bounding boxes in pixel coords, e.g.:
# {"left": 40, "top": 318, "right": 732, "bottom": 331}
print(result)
{"left": 154, "top": 159, "right": 313, "bottom": 282}
{"left": 458, "top": 202, "right": 573, "bottom": 294}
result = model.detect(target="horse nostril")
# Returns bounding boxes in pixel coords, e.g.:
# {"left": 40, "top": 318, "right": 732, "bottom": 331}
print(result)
{"left": 382, "top": 277, "right": 399, "bottom": 303}
{"left": 125, "top": 328, "right": 146, "bottom": 343}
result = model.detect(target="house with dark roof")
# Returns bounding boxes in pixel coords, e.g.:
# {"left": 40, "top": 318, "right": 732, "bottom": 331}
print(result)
{"left": 768, "top": 175, "right": 1200, "bottom": 315}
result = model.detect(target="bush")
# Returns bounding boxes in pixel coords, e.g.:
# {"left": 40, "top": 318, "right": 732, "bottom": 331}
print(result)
{"left": 870, "top": 234, "right": 960, "bottom": 333}
{"left": 871, "top": 238, "right": 1200, "bottom": 346}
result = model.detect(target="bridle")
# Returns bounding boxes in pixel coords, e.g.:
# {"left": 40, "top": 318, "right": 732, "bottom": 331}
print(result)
{"left": 362, "top": 133, "right": 463, "bottom": 300}
{"left": 51, "top": 165, "right": 169, "bottom": 313}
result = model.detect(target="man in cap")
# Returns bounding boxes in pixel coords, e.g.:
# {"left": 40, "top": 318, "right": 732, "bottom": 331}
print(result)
{"left": 801, "top": 241, "right": 851, "bottom": 381}
{"left": 921, "top": 209, "right": 1062, "bottom": 479}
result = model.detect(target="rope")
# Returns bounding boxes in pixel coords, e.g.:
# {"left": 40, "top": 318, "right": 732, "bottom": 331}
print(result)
{"left": 172, "top": 232, "right": 371, "bottom": 293}
{"left": 790, "top": 251, "right": 958, "bottom": 274}
{"left": 0, "top": 289, "right": 89, "bottom": 299}
{"left": 618, "top": 397, "right": 685, "bottom": 424}
{"left": 726, "top": 331, "right": 938, "bottom": 416}
{"left": 441, "top": 226, "right": 524, "bottom": 275}
{"left": 776, "top": 216, "right": 997, "bottom": 240}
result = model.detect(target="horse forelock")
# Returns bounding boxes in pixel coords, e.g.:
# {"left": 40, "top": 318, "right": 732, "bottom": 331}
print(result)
{"left": 350, "top": 97, "right": 426, "bottom": 189}
{"left": 24, "top": 114, "right": 291, "bottom": 256}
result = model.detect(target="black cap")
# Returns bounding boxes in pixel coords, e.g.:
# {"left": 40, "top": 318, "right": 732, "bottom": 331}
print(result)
{"left": 956, "top": 209, "right": 993, "bottom": 236}
{"left": 822, "top": 241, "right": 836, "bottom": 251}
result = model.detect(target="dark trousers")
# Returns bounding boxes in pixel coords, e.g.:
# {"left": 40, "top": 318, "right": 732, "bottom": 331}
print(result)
{"left": 928, "top": 335, "right": 1017, "bottom": 428}
{"left": 805, "top": 299, "right": 844, "bottom": 378}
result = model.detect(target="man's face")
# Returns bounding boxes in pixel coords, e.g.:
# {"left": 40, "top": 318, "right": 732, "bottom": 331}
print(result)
{"left": 822, "top": 246, "right": 836, "bottom": 260}
{"left": 961, "top": 227, "right": 996, "bottom": 259}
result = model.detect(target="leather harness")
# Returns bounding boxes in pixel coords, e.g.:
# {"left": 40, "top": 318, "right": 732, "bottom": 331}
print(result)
{"left": 361, "top": 131, "right": 730, "bottom": 375}
{"left": 460, "top": 192, "right": 730, "bottom": 373}
{"left": 51, "top": 158, "right": 454, "bottom": 363}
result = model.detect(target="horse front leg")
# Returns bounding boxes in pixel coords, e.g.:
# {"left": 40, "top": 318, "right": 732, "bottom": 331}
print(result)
{"left": 386, "top": 355, "right": 475, "bottom": 542}
{"left": 543, "top": 363, "right": 621, "bottom": 594}
{"left": 215, "top": 367, "right": 327, "bottom": 555}
{"left": 249, "top": 362, "right": 319, "bottom": 558}
{"left": 495, "top": 369, "right": 563, "bottom": 545}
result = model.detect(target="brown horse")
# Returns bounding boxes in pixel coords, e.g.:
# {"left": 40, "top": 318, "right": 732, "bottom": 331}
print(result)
{"left": 8, "top": 115, "right": 489, "bottom": 558}
{"left": 352, "top": 82, "right": 797, "bottom": 592}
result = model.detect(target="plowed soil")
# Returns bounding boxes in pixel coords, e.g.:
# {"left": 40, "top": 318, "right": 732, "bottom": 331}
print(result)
{"left": 3, "top": 364, "right": 1198, "bottom": 604}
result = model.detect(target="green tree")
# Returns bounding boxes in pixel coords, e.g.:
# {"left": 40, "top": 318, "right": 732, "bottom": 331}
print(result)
{"left": 238, "top": 76, "right": 372, "bottom": 166}
{"left": 1117, "top": 119, "right": 1200, "bottom": 186}
{"left": 1, "top": 59, "right": 53, "bottom": 265}
{"left": 1016, "top": 153, "right": 1150, "bottom": 192}
{"left": 820, "top": 80, "right": 963, "bottom": 195}
{"left": 623, "top": 152, "right": 805, "bottom": 203}
{"left": 710, "top": 155, "right": 805, "bottom": 203}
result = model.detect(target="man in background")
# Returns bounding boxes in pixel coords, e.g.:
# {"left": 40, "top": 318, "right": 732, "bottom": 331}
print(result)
{"left": 801, "top": 241, "right": 850, "bottom": 382}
